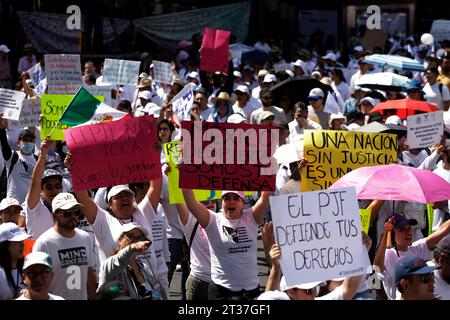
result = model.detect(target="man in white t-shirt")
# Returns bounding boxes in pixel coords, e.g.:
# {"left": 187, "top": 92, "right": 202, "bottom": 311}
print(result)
{"left": 288, "top": 101, "right": 322, "bottom": 143}
{"left": 434, "top": 235, "right": 450, "bottom": 300}
{"left": 374, "top": 213, "right": 450, "bottom": 300}
{"left": 250, "top": 89, "right": 287, "bottom": 125}
{"left": 423, "top": 67, "right": 450, "bottom": 110}
{"left": 16, "top": 251, "right": 65, "bottom": 300}
{"left": 33, "top": 193, "right": 96, "bottom": 300}
{"left": 232, "top": 85, "right": 261, "bottom": 120}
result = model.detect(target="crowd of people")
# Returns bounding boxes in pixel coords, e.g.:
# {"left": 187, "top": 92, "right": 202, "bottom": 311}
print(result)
{"left": 1, "top": 24, "right": 450, "bottom": 301}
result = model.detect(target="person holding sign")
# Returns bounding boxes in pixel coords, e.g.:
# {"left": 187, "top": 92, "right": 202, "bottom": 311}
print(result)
{"left": 374, "top": 213, "right": 450, "bottom": 300}
{"left": 181, "top": 186, "right": 271, "bottom": 300}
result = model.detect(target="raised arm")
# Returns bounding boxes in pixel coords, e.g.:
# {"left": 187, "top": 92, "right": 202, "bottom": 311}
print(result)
{"left": 426, "top": 218, "right": 450, "bottom": 250}
{"left": 146, "top": 177, "right": 162, "bottom": 212}
{"left": 27, "top": 137, "right": 51, "bottom": 209}
{"left": 366, "top": 199, "right": 385, "bottom": 226}
{"left": 175, "top": 202, "right": 190, "bottom": 226}
{"left": 252, "top": 191, "right": 272, "bottom": 225}
{"left": 373, "top": 217, "right": 394, "bottom": 273}
{"left": 265, "top": 244, "right": 282, "bottom": 292}
{"left": 181, "top": 188, "right": 211, "bottom": 228}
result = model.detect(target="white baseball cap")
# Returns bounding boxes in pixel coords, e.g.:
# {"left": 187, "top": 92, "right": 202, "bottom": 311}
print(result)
{"left": 233, "top": 71, "right": 242, "bottom": 78}
{"left": 0, "top": 44, "right": 10, "bottom": 53}
{"left": 52, "top": 193, "right": 82, "bottom": 213}
{"left": 258, "top": 69, "right": 269, "bottom": 77}
{"left": 385, "top": 115, "right": 402, "bottom": 126}
{"left": 308, "top": 88, "right": 325, "bottom": 99}
{"left": 121, "top": 222, "right": 149, "bottom": 238}
{"left": 227, "top": 113, "right": 247, "bottom": 124}
{"left": 263, "top": 74, "right": 277, "bottom": 83}
{"left": 221, "top": 190, "right": 245, "bottom": 200}
{"left": 138, "top": 90, "right": 152, "bottom": 100}
{"left": 187, "top": 71, "right": 199, "bottom": 79}
{"left": 0, "top": 198, "right": 22, "bottom": 211}
{"left": 280, "top": 276, "right": 326, "bottom": 291}
{"left": 322, "top": 52, "right": 337, "bottom": 62}
{"left": 107, "top": 185, "right": 135, "bottom": 202}
{"left": 23, "top": 251, "right": 53, "bottom": 270}
{"left": 360, "top": 97, "right": 377, "bottom": 106}
{"left": 235, "top": 85, "right": 249, "bottom": 94}
{"left": 0, "top": 223, "right": 31, "bottom": 242}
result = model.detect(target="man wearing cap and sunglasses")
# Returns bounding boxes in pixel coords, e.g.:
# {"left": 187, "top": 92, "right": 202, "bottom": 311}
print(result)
{"left": 33, "top": 192, "right": 96, "bottom": 300}
{"left": 1, "top": 114, "right": 38, "bottom": 203}
{"left": 433, "top": 235, "right": 450, "bottom": 299}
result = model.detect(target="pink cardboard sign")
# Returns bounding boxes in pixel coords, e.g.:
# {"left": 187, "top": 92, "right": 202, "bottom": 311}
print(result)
{"left": 179, "top": 121, "right": 277, "bottom": 191}
{"left": 200, "top": 28, "right": 230, "bottom": 74}
{"left": 64, "top": 116, "right": 161, "bottom": 191}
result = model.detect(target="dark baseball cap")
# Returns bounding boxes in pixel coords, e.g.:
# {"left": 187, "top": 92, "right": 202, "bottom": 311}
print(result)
{"left": 437, "top": 235, "right": 450, "bottom": 254}
{"left": 393, "top": 214, "right": 418, "bottom": 230}
{"left": 18, "top": 129, "right": 35, "bottom": 140}
{"left": 41, "top": 169, "right": 62, "bottom": 184}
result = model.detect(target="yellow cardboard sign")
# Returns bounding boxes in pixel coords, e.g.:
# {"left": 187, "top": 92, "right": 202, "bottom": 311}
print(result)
{"left": 40, "top": 94, "right": 104, "bottom": 140}
{"left": 359, "top": 208, "right": 371, "bottom": 234}
{"left": 301, "top": 130, "right": 398, "bottom": 191}
{"left": 427, "top": 204, "right": 434, "bottom": 236}
{"left": 164, "top": 141, "right": 222, "bottom": 204}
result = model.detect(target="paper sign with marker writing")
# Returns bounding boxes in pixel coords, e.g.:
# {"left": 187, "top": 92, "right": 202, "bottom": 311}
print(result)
{"left": 270, "top": 188, "right": 371, "bottom": 287}
{"left": 359, "top": 209, "right": 371, "bottom": 235}
{"left": 301, "top": 130, "right": 397, "bottom": 191}
{"left": 407, "top": 110, "right": 443, "bottom": 149}
{"left": 40, "top": 94, "right": 104, "bottom": 141}
{"left": 83, "top": 85, "right": 113, "bottom": 107}
{"left": 26, "top": 63, "right": 45, "bottom": 86}
{"left": 179, "top": 121, "right": 277, "bottom": 191}
{"left": 64, "top": 116, "right": 161, "bottom": 191}
{"left": 153, "top": 60, "right": 173, "bottom": 85}
{"left": 102, "top": 58, "right": 140, "bottom": 86}
{"left": 8, "top": 99, "right": 41, "bottom": 130}
{"left": 171, "top": 83, "right": 195, "bottom": 121}
{"left": 0, "top": 89, "right": 26, "bottom": 121}
{"left": 44, "top": 54, "right": 81, "bottom": 94}
{"left": 164, "top": 141, "right": 221, "bottom": 204}
{"left": 200, "top": 28, "right": 230, "bottom": 74}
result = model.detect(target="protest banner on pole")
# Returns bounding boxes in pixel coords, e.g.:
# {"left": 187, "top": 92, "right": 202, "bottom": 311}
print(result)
{"left": 0, "top": 89, "right": 26, "bottom": 121}
{"left": 83, "top": 85, "right": 113, "bottom": 107}
{"left": 152, "top": 60, "right": 173, "bottom": 84}
{"left": 164, "top": 141, "right": 222, "bottom": 204}
{"left": 44, "top": 54, "right": 81, "bottom": 94}
{"left": 200, "top": 28, "right": 230, "bottom": 74}
{"left": 407, "top": 110, "right": 444, "bottom": 149}
{"left": 40, "top": 94, "right": 104, "bottom": 140}
{"left": 301, "top": 130, "right": 398, "bottom": 191}
{"left": 102, "top": 58, "right": 140, "bottom": 86}
{"left": 64, "top": 116, "right": 162, "bottom": 191}
{"left": 171, "top": 83, "right": 195, "bottom": 121}
{"left": 26, "top": 63, "right": 45, "bottom": 86}
{"left": 270, "top": 187, "right": 372, "bottom": 287}
{"left": 7, "top": 99, "right": 41, "bottom": 130}
{"left": 179, "top": 121, "right": 277, "bottom": 191}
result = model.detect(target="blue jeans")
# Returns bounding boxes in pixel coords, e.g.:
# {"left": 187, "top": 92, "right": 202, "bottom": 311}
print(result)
{"left": 168, "top": 238, "right": 190, "bottom": 300}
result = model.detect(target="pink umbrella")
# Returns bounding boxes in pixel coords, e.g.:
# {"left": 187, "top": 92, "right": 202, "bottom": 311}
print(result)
{"left": 329, "top": 164, "right": 450, "bottom": 204}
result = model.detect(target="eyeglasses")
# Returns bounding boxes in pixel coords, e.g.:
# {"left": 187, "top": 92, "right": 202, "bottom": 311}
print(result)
{"left": 44, "top": 183, "right": 62, "bottom": 191}
{"left": 158, "top": 127, "right": 170, "bottom": 132}
{"left": 60, "top": 209, "right": 82, "bottom": 218}
{"left": 25, "top": 269, "right": 51, "bottom": 279}
{"left": 222, "top": 195, "right": 241, "bottom": 201}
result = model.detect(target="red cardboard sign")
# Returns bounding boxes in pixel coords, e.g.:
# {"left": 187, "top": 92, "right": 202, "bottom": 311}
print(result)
{"left": 200, "top": 28, "right": 230, "bottom": 74}
{"left": 179, "top": 121, "right": 277, "bottom": 191}
{"left": 64, "top": 116, "right": 161, "bottom": 191}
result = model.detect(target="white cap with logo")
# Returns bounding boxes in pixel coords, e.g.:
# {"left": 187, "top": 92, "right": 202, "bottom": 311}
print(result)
{"left": 0, "top": 223, "right": 31, "bottom": 242}
{"left": 107, "top": 185, "right": 135, "bottom": 202}
{"left": 0, "top": 198, "right": 22, "bottom": 211}
{"left": 52, "top": 193, "right": 82, "bottom": 213}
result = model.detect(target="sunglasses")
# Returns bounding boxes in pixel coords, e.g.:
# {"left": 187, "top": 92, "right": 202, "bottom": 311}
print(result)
{"left": 419, "top": 273, "right": 434, "bottom": 284}
{"left": 60, "top": 209, "right": 82, "bottom": 218}
{"left": 25, "top": 269, "right": 51, "bottom": 279}
{"left": 45, "top": 183, "right": 62, "bottom": 191}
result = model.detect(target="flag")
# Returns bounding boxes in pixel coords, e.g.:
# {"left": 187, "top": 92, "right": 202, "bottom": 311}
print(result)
{"left": 60, "top": 87, "right": 102, "bottom": 126}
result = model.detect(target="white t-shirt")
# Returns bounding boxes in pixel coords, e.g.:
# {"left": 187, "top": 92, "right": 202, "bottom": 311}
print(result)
{"left": 0, "top": 267, "right": 25, "bottom": 300}
{"left": 153, "top": 204, "right": 170, "bottom": 276}
{"left": 180, "top": 213, "right": 211, "bottom": 282}
{"left": 5, "top": 152, "right": 37, "bottom": 203}
{"left": 257, "top": 285, "right": 344, "bottom": 300}
{"left": 90, "top": 196, "right": 158, "bottom": 273}
{"left": 205, "top": 208, "right": 259, "bottom": 291}
{"left": 250, "top": 106, "right": 287, "bottom": 125}
{"left": 161, "top": 174, "right": 183, "bottom": 239}
{"left": 432, "top": 166, "right": 450, "bottom": 231}
{"left": 434, "top": 269, "right": 450, "bottom": 300}
{"left": 382, "top": 238, "right": 432, "bottom": 300}
{"left": 288, "top": 119, "right": 322, "bottom": 143}
{"left": 33, "top": 227, "right": 94, "bottom": 300}
{"left": 423, "top": 82, "right": 450, "bottom": 109}
{"left": 232, "top": 98, "right": 261, "bottom": 120}
{"left": 25, "top": 199, "right": 54, "bottom": 240}
{"left": 333, "top": 81, "right": 351, "bottom": 102}
{"left": 16, "top": 293, "right": 65, "bottom": 300}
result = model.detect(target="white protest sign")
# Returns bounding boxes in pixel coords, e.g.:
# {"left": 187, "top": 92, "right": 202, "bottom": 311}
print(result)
{"left": 83, "top": 85, "right": 113, "bottom": 106}
{"left": 270, "top": 187, "right": 371, "bottom": 287}
{"left": 407, "top": 110, "right": 444, "bottom": 149}
{"left": 35, "top": 78, "right": 47, "bottom": 96}
{"left": 26, "top": 63, "right": 45, "bottom": 86}
{"left": 430, "top": 20, "right": 450, "bottom": 42}
{"left": 171, "top": 83, "right": 195, "bottom": 121}
{"left": 7, "top": 99, "right": 41, "bottom": 130}
{"left": 102, "top": 58, "right": 140, "bottom": 86}
{"left": 44, "top": 54, "right": 81, "bottom": 94}
{"left": 0, "top": 89, "right": 26, "bottom": 121}
{"left": 153, "top": 60, "right": 173, "bottom": 84}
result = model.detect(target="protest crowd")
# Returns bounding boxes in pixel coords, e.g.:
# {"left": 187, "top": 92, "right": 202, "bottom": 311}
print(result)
{"left": 1, "top": 4, "right": 450, "bottom": 302}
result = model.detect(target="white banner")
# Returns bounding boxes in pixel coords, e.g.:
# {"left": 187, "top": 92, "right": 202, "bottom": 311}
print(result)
{"left": 153, "top": 60, "right": 173, "bottom": 84}
{"left": 44, "top": 54, "right": 81, "bottom": 94}
{"left": 0, "top": 89, "right": 26, "bottom": 121}
{"left": 407, "top": 110, "right": 444, "bottom": 149}
{"left": 26, "top": 63, "right": 45, "bottom": 86}
{"left": 7, "top": 99, "right": 41, "bottom": 130}
{"left": 103, "top": 58, "right": 140, "bottom": 86}
{"left": 170, "top": 83, "right": 195, "bottom": 121}
{"left": 269, "top": 187, "right": 371, "bottom": 287}
{"left": 83, "top": 85, "right": 113, "bottom": 107}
